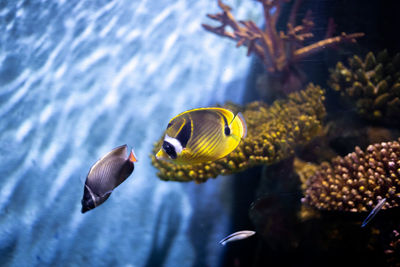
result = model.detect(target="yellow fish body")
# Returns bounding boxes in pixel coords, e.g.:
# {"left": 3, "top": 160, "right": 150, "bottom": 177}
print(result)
{"left": 156, "top": 107, "right": 247, "bottom": 164}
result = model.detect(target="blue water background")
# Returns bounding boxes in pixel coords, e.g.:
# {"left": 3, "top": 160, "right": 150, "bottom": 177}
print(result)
{"left": 0, "top": 0, "right": 261, "bottom": 266}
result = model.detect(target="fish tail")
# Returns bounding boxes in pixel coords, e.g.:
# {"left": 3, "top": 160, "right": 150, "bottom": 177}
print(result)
{"left": 129, "top": 148, "right": 138, "bottom": 162}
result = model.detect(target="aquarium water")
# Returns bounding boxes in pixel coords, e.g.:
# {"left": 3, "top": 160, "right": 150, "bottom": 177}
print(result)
{"left": 0, "top": 0, "right": 261, "bottom": 266}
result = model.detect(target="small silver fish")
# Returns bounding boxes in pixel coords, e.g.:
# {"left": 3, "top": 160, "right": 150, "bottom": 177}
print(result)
{"left": 81, "top": 144, "right": 137, "bottom": 213}
{"left": 361, "top": 198, "right": 386, "bottom": 227}
{"left": 219, "top": 230, "right": 256, "bottom": 245}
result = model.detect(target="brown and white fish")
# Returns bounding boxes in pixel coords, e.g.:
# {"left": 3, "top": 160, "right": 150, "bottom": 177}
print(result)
{"left": 81, "top": 145, "right": 137, "bottom": 213}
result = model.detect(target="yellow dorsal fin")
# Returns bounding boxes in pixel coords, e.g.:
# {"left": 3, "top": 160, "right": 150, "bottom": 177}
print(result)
{"left": 169, "top": 107, "right": 234, "bottom": 123}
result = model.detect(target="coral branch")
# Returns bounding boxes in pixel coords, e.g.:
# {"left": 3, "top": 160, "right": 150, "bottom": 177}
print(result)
{"left": 288, "top": 0, "right": 301, "bottom": 26}
{"left": 293, "top": 32, "right": 365, "bottom": 61}
{"left": 203, "top": 0, "right": 364, "bottom": 75}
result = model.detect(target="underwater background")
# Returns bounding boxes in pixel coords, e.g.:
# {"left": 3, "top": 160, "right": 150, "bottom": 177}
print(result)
{"left": 0, "top": 0, "right": 400, "bottom": 267}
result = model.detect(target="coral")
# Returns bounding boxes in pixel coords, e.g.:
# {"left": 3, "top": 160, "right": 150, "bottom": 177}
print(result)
{"left": 294, "top": 157, "right": 318, "bottom": 191}
{"left": 386, "top": 229, "right": 400, "bottom": 266}
{"left": 329, "top": 50, "right": 400, "bottom": 125}
{"left": 302, "top": 138, "right": 400, "bottom": 213}
{"left": 202, "top": 0, "right": 364, "bottom": 77}
{"left": 151, "top": 84, "right": 326, "bottom": 183}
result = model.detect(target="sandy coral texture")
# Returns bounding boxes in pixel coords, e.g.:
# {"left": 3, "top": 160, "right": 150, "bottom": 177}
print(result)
{"left": 302, "top": 138, "right": 400, "bottom": 213}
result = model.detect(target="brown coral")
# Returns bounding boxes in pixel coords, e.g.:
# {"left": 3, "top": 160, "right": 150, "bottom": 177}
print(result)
{"left": 151, "top": 83, "right": 326, "bottom": 183}
{"left": 329, "top": 50, "right": 400, "bottom": 125}
{"left": 386, "top": 229, "right": 400, "bottom": 266}
{"left": 302, "top": 138, "right": 400, "bottom": 213}
{"left": 202, "top": 0, "right": 364, "bottom": 75}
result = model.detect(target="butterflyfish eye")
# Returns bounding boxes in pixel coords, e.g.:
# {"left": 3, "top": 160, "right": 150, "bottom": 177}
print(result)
{"left": 224, "top": 125, "right": 231, "bottom": 136}
{"left": 162, "top": 141, "right": 177, "bottom": 159}
{"left": 167, "top": 122, "right": 172, "bottom": 129}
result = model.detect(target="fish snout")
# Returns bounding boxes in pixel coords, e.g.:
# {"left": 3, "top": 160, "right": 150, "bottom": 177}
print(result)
{"left": 156, "top": 149, "right": 168, "bottom": 160}
{"left": 81, "top": 185, "right": 96, "bottom": 213}
{"left": 81, "top": 203, "right": 92, "bottom": 213}
{"left": 81, "top": 196, "right": 95, "bottom": 213}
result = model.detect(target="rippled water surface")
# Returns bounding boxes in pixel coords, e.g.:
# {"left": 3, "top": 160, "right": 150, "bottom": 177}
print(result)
{"left": 0, "top": 0, "right": 260, "bottom": 266}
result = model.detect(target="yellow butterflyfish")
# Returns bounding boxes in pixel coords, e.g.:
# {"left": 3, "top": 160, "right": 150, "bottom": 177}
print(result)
{"left": 156, "top": 107, "right": 247, "bottom": 164}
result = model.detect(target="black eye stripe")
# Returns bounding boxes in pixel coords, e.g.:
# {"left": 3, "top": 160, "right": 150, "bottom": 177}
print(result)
{"left": 221, "top": 113, "right": 229, "bottom": 127}
{"left": 176, "top": 121, "right": 191, "bottom": 148}
{"left": 167, "top": 123, "right": 172, "bottom": 129}
{"left": 162, "top": 141, "right": 177, "bottom": 159}
{"left": 224, "top": 126, "right": 231, "bottom": 136}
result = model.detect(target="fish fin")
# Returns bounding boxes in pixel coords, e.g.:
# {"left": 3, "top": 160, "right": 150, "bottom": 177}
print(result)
{"left": 172, "top": 147, "right": 195, "bottom": 164}
{"left": 169, "top": 107, "right": 233, "bottom": 122}
{"left": 129, "top": 148, "right": 138, "bottom": 162}
{"left": 101, "top": 190, "right": 113, "bottom": 198}
{"left": 180, "top": 148, "right": 192, "bottom": 158}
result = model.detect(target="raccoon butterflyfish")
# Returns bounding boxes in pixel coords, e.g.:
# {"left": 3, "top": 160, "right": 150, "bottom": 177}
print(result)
{"left": 81, "top": 144, "right": 137, "bottom": 213}
{"left": 156, "top": 107, "right": 247, "bottom": 164}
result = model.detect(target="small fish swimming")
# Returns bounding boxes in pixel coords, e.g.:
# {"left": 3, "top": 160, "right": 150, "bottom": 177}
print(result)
{"left": 81, "top": 144, "right": 137, "bottom": 213}
{"left": 219, "top": 230, "right": 256, "bottom": 245}
{"left": 156, "top": 107, "right": 247, "bottom": 164}
{"left": 361, "top": 198, "right": 386, "bottom": 227}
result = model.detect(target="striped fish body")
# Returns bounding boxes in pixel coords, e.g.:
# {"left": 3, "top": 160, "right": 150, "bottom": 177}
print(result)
{"left": 156, "top": 107, "right": 246, "bottom": 164}
{"left": 81, "top": 145, "right": 137, "bottom": 213}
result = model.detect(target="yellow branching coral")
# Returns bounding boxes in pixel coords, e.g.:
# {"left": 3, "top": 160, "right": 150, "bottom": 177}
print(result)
{"left": 329, "top": 50, "right": 400, "bottom": 125}
{"left": 151, "top": 83, "right": 326, "bottom": 183}
{"left": 302, "top": 138, "right": 400, "bottom": 213}
{"left": 294, "top": 157, "right": 319, "bottom": 191}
